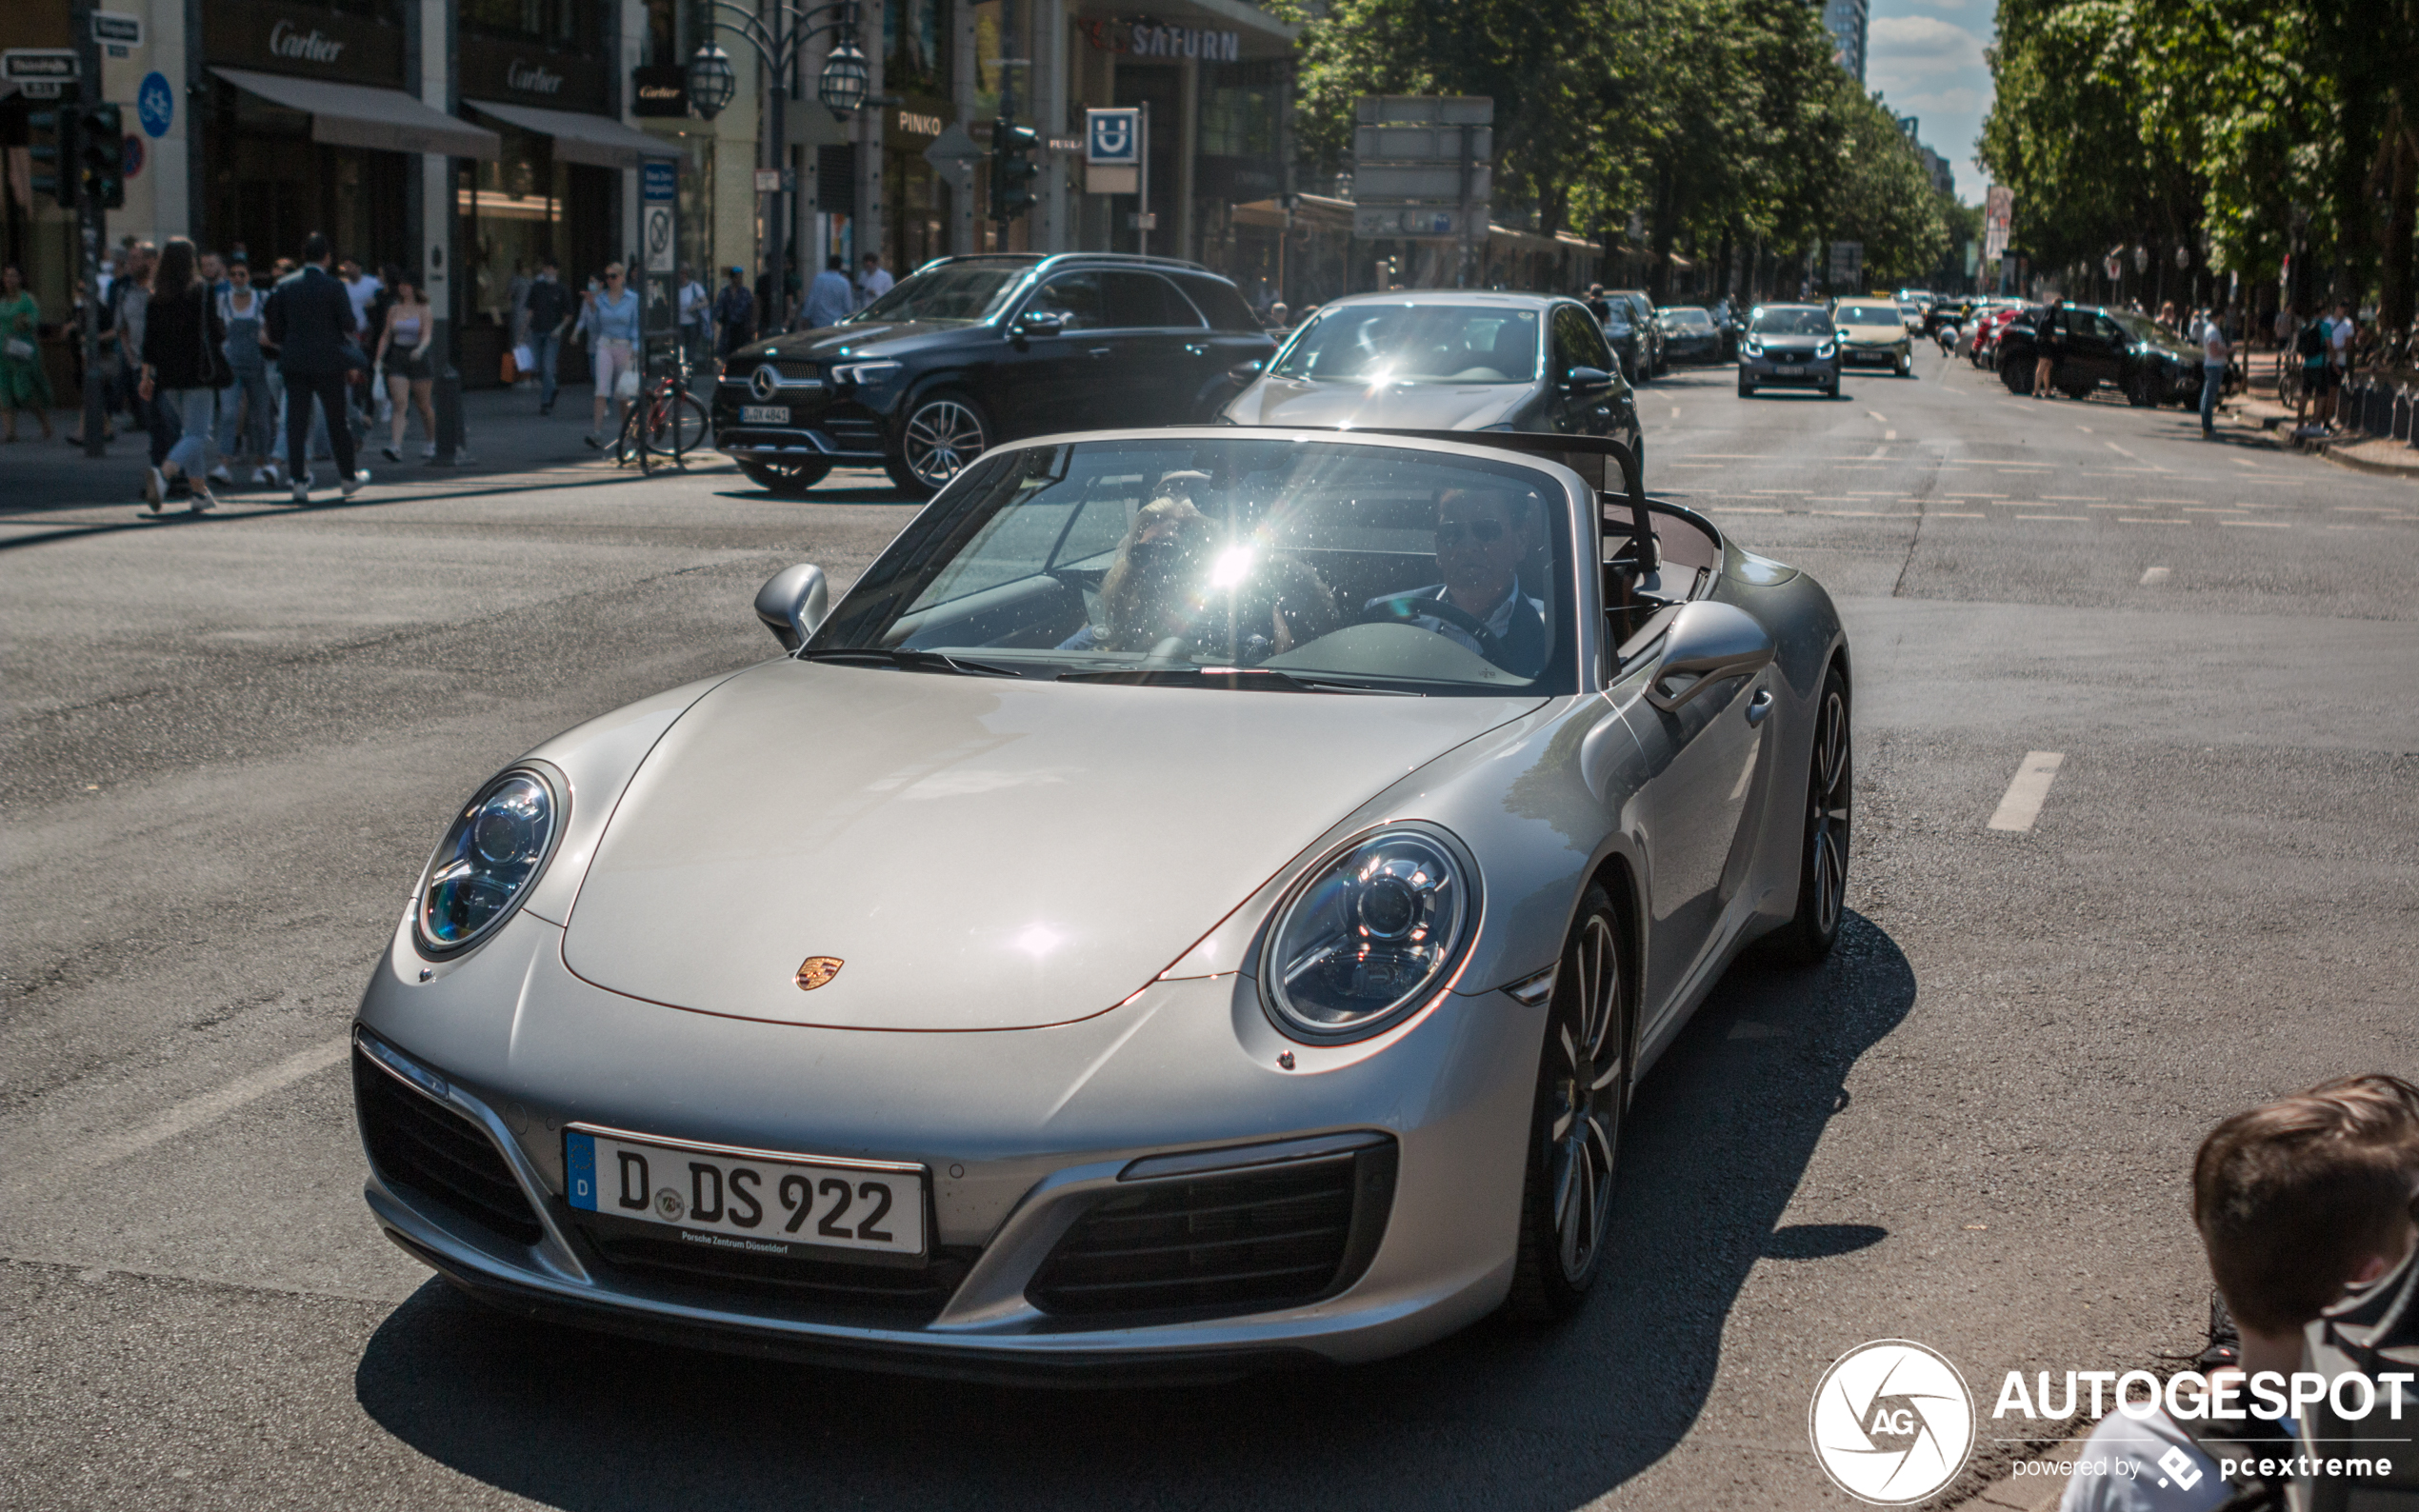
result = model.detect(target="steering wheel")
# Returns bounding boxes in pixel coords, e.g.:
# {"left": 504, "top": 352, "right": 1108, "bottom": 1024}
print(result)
{"left": 1354, "top": 596, "right": 1507, "bottom": 661}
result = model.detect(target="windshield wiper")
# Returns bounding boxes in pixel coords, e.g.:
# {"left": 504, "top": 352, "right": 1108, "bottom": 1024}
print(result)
{"left": 804, "top": 647, "right": 1028, "bottom": 678}
{"left": 1054, "top": 666, "right": 1422, "bottom": 695}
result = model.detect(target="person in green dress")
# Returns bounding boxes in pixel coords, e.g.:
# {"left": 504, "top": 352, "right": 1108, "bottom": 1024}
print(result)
{"left": 1, "top": 265, "right": 57, "bottom": 443}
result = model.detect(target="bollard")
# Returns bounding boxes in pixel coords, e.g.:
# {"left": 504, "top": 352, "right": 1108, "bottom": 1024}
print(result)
{"left": 433, "top": 367, "right": 465, "bottom": 465}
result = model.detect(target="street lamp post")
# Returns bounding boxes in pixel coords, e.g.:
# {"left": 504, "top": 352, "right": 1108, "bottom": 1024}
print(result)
{"left": 691, "top": 1, "right": 869, "bottom": 335}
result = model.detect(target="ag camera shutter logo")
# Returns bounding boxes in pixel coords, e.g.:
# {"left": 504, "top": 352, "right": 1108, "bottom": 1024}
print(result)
{"left": 1809, "top": 1339, "right": 1976, "bottom": 1504}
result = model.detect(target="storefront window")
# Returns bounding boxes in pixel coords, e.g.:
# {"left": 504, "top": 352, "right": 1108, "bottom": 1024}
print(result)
{"left": 461, "top": 0, "right": 601, "bottom": 51}
{"left": 1201, "top": 81, "right": 1278, "bottom": 159}
{"left": 886, "top": 0, "right": 950, "bottom": 97}
{"left": 642, "top": 0, "right": 680, "bottom": 65}
{"left": 460, "top": 121, "right": 565, "bottom": 324}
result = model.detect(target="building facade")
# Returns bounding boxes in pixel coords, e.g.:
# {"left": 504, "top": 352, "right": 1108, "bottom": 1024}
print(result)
{"left": 1820, "top": 0, "right": 1868, "bottom": 81}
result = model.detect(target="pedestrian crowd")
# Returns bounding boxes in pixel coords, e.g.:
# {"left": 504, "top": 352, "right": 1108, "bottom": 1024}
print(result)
{"left": 0, "top": 231, "right": 469, "bottom": 509}
{"left": 2057, "top": 1072, "right": 2419, "bottom": 1512}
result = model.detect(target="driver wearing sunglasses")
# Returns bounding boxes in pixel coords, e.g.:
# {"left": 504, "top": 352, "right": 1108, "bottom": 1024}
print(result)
{"left": 1363, "top": 485, "right": 1547, "bottom": 676}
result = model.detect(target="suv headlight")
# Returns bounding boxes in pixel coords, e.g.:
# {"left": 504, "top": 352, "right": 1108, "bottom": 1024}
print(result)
{"left": 830, "top": 360, "right": 903, "bottom": 387}
{"left": 1263, "top": 826, "right": 1477, "bottom": 1042}
{"left": 415, "top": 769, "right": 560, "bottom": 955}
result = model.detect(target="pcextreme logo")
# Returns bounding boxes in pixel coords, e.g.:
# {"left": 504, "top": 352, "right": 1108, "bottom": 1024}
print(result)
{"left": 1809, "top": 1339, "right": 1978, "bottom": 1504}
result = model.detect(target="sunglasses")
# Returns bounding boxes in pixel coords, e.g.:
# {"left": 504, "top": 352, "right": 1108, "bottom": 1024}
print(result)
{"left": 1435, "top": 519, "right": 1507, "bottom": 547}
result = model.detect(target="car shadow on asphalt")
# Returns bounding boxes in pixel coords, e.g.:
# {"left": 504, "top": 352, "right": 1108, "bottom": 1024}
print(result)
{"left": 352, "top": 912, "right": 1916, "bottom": 1512}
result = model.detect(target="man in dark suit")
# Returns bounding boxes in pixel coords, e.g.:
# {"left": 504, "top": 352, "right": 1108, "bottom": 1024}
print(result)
{"left": 1362, "top": 484, "right": 1549, "bottom": 678}
{"left": 264, "top": 231, "right": 368, "bottom": 502}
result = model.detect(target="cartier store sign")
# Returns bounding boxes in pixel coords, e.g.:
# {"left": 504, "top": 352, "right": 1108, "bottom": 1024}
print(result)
{"left": 208, "top": 0, "right": 403, "bottom": 87}
{"left": 459, "top": 35, "right": 607, "bottom": 113}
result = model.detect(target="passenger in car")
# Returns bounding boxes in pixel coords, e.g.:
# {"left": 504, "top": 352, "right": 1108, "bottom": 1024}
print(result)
{"left": 1364, "top": 486, "right": 1549, "bottom": 676}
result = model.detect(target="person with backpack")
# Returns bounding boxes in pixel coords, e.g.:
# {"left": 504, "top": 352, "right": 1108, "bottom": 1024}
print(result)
{"left": 2058, "top": 1074, "right": 2419, "bottom": 1512}
{"left": 135, "top": 237, "right": 230, "bottom": 513}
{"left": 2293, "top": 310, "right": 2332, "bottom": 430}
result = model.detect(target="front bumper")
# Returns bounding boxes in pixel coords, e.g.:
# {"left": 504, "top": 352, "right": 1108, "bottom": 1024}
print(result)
{"left": 711, "top": 383, "right": 892, "bottom": 464}
{"left": 1739, "top": 350, "right": 1840, "bottom": 387}
{"left": 1840, "top": 342, "right": 1908, "bottom": 368}
{"left": 352, "top": 911, "right": 1541, "bottom": 1378}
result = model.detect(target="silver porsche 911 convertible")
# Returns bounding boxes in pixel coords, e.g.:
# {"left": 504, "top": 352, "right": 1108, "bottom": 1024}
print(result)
{"left": 353, "top": 427, "right": 1850, "bottom": 1379}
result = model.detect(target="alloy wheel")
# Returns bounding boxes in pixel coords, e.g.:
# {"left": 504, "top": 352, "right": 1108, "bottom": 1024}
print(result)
{"left": 1806, "top": 684, "right": 1851, "bottom": 940}
{"left": 1545, "top": 912, "right": 1624, "bottom": 1283}
{"left": 902, "top": 399, "right": 987, "bottom": 490}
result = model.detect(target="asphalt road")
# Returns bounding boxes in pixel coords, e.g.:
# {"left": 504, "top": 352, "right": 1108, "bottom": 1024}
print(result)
{"left": 3, "top": 348, "right": 2413, "bottom": 1511}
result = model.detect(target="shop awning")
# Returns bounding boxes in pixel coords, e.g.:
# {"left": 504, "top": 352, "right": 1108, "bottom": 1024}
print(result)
{"left": 213, "top": 67, "right": 499, "bottom": 160}
{"left": 466, "top": 100, "right": 679, "bottom": 169}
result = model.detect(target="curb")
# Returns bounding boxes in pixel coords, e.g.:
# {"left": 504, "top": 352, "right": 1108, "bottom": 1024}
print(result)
{"left": 2314, "top": 443, "right": 2419, "bottom": 480}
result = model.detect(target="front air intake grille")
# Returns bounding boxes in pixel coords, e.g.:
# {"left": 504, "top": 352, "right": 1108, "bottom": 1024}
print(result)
{"left": 354, "top": 1048, "right": 545, "bottom": 1246}
{"left": 819, "top": 416, "right": 884, "bottom": 451}
{"left": 1029, "top": 1139, "right": 1397, "bottom": 1320}
{"left": 581, "top": 1231, "right": 977, "bottom": 1325}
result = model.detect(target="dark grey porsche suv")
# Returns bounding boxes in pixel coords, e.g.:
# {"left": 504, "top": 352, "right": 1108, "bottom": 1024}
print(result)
{"left": 711, "top": 253, "right": 1277, "bottom": 497}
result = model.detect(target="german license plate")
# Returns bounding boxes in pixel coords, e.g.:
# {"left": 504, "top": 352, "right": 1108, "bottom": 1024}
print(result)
{"left": 566, "top": 1127, "right": 926, "bottom": 1258}
{"left": 740, "top": 404, "right": 790, "bottom": 425}
{"left": 1774, "top": 365, "right": 1807, "bottom": 377}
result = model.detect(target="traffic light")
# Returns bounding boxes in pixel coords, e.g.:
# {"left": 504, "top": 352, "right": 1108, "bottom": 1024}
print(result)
{"left": 79, "top": 104, "right": 125, "bottom": 210}
{"left": 28, "top": 107, "right": 77, "bottom": 209}
{"left": 990, "top": 120, "right": 1038, "bottom": 222}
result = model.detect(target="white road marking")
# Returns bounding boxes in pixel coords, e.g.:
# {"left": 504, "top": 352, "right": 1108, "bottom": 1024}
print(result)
{"left": 1931, "top": 511, "right": 1986, "bottom": 517}
{"left": 2139, "top": 566, "right": 2170, "bottom": 585}
{"left": 2012, "top": 513, "right": 2089, "bottom": 521}
{"left": 1885, "top": 429, "right": 1898, "bottom": 440}
{"left": 2117, "top": 518, "right": 2190, "bottom": 525}
{"left": 2140, "top": 498, "right": 2203, "bottom": 505}
{"left": 2229, "top": 456, "right": 2259, "bottom": 468}
{"left": 1989, "top": 752, "right": 2066, "bottom": 832}
{"left": 2076, "top": 426, "right": 2094, "bottom": 433}
{"left": 2043, "top": 496, "right": 2106, "bottom": 502}
{"left": 2104, "top": 442, "right": 2138, "bottom": 457}
{"left": 1867, "top": 410, "right": 1889, "bottom": 423}
{"left": 1670, "top": 407, "right": 1682, "bottom": 418}
{"left": 20, "top": 1037, "right": 351, "bottom": 1188}
{"left": 2221, "top": 519, "right": 2290, "bottom": 528}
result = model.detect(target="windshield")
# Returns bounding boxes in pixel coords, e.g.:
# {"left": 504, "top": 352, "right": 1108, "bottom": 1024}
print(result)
{"left": 1269, "top": 305, "right": 1541, "bottom": 383}
{"left": 1835, "top": 304, "right": 1900, "bottom": 326}
{"left": 2109, "top": 310, "right": 2181, "bottom": 346}
{"left": 810, "top": 438, "right": 1579, "bottom": 693}
{"left": 1750, "top": 307, "right": 1831, "bottom": 335}
{"left": 1664, "top": 308, "right": 1714, "bottom": 330}
{"left": 849, "top": 265, "right": 1028, "bottom": 326}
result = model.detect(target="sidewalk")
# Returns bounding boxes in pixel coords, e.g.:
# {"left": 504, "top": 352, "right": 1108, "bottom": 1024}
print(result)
{"left": 2221, "top": 368, "right": 2419, "bottom": 480}
{"left": 0, "top": 380, "right": 737, "bottom": 514}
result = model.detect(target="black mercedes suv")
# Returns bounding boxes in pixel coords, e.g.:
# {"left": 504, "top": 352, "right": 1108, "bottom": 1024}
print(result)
{"left": 711, "top": 253, "right": 1278, "bottom": 497}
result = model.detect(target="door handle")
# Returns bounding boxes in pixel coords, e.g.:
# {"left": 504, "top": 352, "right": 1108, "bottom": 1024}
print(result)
{"left": 1745, "top": 689, "right": 1774, "bottom": 726}
{"left": 1088, "top": 346, "right": 1113, "bottom": 358}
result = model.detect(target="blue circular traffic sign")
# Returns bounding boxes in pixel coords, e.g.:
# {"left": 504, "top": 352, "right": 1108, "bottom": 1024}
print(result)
{"left": 137, "top": 71, "right": 173, "bottom": 138}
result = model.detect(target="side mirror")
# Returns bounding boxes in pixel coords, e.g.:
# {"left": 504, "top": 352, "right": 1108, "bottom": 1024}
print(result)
{"left": 1562, "top": 365, "right": 1613, "bottom": 395}
{"left": 1015, "top": 309, "right": 1069, "bottom": 338}
{"left": 1644, "top": 602, "right": 1775, "bottom": 711}
{"left": 754, "top": 564, "right": 830, "bottom": 652}
{"left": 1228, "top": 358, "right": 1267, "bottom": 385}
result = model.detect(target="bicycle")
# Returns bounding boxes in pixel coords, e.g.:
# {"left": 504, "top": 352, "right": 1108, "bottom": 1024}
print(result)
{"left": 615, "top": 334, "right": 710, "bottom": 473}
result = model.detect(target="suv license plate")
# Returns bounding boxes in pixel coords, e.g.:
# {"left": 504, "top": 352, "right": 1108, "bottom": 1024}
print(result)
{"left": 567, "top": 1127, "right": 927, "bottom": 1258}
{"left": 740, "top": 405, "right": 790, "bottom": 425}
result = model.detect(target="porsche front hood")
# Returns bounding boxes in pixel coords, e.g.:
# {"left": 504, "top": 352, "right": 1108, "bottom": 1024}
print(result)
{"left": 560, "top": 661, "right": 1540, "bottom": 1031}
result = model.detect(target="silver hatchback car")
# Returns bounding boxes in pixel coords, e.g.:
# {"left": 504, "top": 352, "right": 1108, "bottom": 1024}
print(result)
{"left": 1737, "top": 304, "right": 1843, "bottom": 398}
{"left": 354, "top": 428, "right": 1851, "bottom": 1381}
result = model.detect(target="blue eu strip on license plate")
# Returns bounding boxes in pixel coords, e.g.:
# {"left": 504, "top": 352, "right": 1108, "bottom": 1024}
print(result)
{"left": 566, "top": 1129, "right": 598, "bottom": 1208}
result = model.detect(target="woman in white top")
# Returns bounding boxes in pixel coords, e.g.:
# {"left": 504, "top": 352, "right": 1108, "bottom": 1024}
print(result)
{"left": 374, "top": 275, "right": 437, "bottom": 461}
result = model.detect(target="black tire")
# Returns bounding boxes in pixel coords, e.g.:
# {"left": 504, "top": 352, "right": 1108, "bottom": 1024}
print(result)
{"left": 1821, "top": 378, "right": 1839, "bottom": 399}
{"left": 738, "top": 458, "right": 833, "bottom": 496}
{"left": 1506, "top": 884, "right": 1630, "bottom": 1322}
{"left": 887, "top": 390, "right": 990, "bottom": 499}
{"left": 2001, "top": 361, "right": 2034, "bottom": 395}
{"left": 1765, "top": 665, "right": 1852, "bottom": 964}
{"left": 2059, "top": 382, "right": 2095, "bottom": 400}
{"left": 1738, "top": 377, "right": 1755, "bottom": 398}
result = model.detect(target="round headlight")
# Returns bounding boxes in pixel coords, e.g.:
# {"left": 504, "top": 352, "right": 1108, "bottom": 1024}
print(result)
{"left": 416, "top": 770, "right": 558, "bottom": 954}
{"left": 1263, "top": 827, "right": 1476, "bottom": 1041}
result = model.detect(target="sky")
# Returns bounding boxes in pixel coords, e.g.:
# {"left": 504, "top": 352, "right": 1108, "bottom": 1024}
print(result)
{"left": 1863, "top": 0, "right": 1995, "bottom": 205}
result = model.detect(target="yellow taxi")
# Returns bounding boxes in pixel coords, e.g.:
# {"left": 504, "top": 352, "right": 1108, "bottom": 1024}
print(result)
{"left": 1830, "top": 299, "right": 1915, "bottom": 376}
